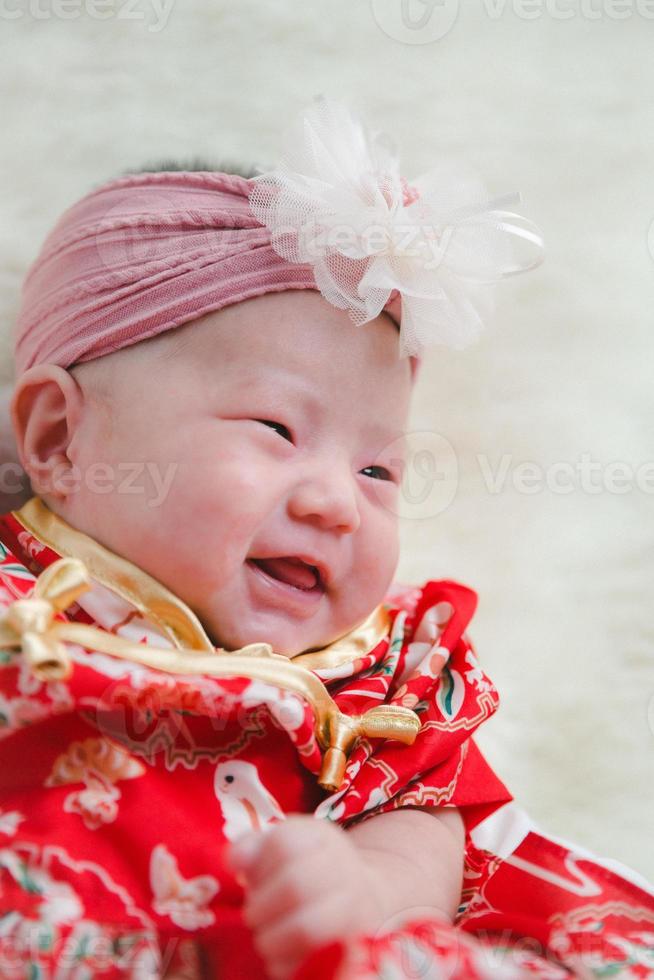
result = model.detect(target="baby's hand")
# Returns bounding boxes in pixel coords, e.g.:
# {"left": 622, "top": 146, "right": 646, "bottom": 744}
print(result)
{"left": 226, "top": 815, "right": 387, "bottom": 980}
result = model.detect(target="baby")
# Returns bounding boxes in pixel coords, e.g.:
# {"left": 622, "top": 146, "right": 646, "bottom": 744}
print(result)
{"left": 1, "top": 98, "right": 652, "bottom": 980}
{"left": 12, "top": 287, "right": 465, "bottom": 974}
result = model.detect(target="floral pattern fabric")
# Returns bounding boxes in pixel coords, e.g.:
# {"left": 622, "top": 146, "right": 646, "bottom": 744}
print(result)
{"left": 0, "top": 509, "right": 652, "bottom": 979}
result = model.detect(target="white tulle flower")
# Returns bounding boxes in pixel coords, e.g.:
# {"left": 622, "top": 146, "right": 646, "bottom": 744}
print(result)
{"left": 248, "top": 95, "right": 544, "bottom": 357}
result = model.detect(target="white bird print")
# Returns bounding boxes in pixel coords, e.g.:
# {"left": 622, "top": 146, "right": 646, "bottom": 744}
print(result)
{"left": 213, "top": 760, "right": 285, "bottom": 841}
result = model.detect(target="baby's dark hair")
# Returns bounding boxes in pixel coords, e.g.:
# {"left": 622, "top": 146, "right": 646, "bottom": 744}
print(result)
{"left": 120, "top": 157, "right": 260, "bottom": 179}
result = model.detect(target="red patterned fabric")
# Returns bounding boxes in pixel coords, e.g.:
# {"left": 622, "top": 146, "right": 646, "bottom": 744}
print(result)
{"left": 0, "top": 510, "right": 507, "bottom": 977}
{"left": 298, "top": 821, "right": 654, "bottom": 979}
{"left": 0, "top": 509, "right": 652, "bottom": 979}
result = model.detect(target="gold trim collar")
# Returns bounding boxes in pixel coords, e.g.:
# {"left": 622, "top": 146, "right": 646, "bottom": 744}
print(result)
{"left": 11, "top": 498, "right": 390, "bottom": 669}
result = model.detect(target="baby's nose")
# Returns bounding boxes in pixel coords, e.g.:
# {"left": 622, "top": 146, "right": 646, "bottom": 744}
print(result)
{"left": 287, "top": 466, "right": 360, "bottom": 533}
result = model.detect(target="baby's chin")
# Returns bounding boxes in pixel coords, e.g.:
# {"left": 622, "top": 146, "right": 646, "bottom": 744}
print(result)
{"left": 195, "top": 575, "right": 383, "bottom": 659}
{"left": 202, "top": 610, "right": 346, "bottom": 660}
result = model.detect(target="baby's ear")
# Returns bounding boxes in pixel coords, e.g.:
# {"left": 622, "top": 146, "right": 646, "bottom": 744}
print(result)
{"left": 11, "top": 365, "right": 84, "bottom": 501}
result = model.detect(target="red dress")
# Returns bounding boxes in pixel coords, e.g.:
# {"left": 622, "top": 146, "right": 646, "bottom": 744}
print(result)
{"left": 0, "top": 502, "right": 652, "bottom": 979}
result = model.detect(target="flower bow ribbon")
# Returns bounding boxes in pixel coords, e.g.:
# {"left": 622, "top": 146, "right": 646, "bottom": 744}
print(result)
{"left": 248, "top": 95, "right": 544, "bottom": 357}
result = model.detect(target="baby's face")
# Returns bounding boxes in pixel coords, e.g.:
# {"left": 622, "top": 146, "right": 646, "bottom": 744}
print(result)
{"left": 66, "top": 291, "right": 412, "bottom": 656}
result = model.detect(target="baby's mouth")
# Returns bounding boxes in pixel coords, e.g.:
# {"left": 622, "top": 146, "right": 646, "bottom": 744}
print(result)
{"left": 247, "top": 557, "right": 324, "bottom": 593}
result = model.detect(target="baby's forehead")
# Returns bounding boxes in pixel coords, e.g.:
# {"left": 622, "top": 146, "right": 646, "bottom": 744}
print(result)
{"left": 76, "top": 292, "right": 412, "bottom": 427}
{"left": 77, "top": 291, "right": 409, "bottom": 393}
{"left": 167, "top": 291, "right": 406, "bottom": 377}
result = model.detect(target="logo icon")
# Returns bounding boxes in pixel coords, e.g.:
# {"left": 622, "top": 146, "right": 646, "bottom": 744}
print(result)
{"left": 373, "top": 429, "right": 459, "bottom": 520}
{"left": 370, "top": 0, "right": 460, "bottom": 44}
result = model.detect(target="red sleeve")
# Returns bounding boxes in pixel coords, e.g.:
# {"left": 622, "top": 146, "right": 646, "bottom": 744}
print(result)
{"left": 314, "top": 580, "right": 512, "bottom": 830}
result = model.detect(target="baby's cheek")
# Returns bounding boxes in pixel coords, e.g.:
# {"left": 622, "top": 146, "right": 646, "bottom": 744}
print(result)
{"left": 173, "top": 455, "right": 277, "bottom": 554}
{"left": 367, "top": 494, "right": 400, "bottom": 566}
{"left": 167, "top": 445, "right": 257, "bottom": 506}
{"left": 347, "top": 510, "right": 400, "bottom": 613}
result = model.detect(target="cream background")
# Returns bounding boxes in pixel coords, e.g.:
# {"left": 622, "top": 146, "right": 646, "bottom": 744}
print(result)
{"left": 0, "top": 1, "right": 652, "bottom": 878}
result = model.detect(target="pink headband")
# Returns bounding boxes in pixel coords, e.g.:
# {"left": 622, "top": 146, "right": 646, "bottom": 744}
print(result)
{"left": 14, "top": 96, "right": 544, "bottom": 377}
{"left": 14, "top": 169, "right": 403, "bottom": 375}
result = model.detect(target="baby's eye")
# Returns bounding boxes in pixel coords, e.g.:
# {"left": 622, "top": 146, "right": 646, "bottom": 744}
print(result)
{"left": 255, "top": 419, "right": 293, "bottom": 443}
{"left": 360, "top": 465, "right": 394, "bottom": 482}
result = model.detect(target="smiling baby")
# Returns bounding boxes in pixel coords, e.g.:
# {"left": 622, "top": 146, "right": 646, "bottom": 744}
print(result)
{"left": 1, "top": 98, "right": 648, "bottom": 980}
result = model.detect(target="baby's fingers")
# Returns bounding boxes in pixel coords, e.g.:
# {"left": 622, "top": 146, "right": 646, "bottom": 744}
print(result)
{"left": 231, "top": 816, "right": 340, "bottom": 888}
{"left": 244, "top": 850, "right": 330, "bottom": 930}
{"left": 226, "top": 830, "right": 264, "bottom": 877}
{"left": 253, "top": 892, "right": 348, "bottom": 974}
